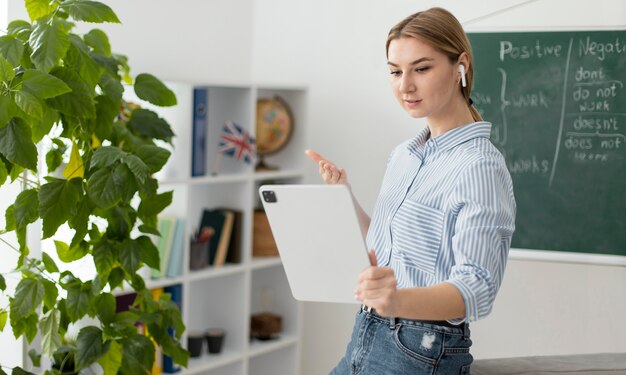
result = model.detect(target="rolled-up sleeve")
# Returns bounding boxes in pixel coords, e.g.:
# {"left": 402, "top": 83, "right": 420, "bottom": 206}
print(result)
{"left": 445, "top": 157, "right": 516, "bottom": 323}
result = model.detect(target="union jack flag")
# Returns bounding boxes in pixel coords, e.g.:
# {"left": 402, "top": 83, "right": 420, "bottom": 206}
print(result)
{"left": 218, "top": 121, "right": 256, "bottom": 164}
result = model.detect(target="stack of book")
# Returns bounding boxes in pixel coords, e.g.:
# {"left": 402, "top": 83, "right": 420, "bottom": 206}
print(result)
{"left": 152, "top": 217, "right": 186, "bottom": 280}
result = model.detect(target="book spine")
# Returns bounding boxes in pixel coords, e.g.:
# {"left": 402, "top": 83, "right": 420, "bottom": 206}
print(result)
{"left": 162, "top": 285, "right": 183, "bottom": 373}
{"left": 191, "top": 88, "right": 208, "bottom": 177}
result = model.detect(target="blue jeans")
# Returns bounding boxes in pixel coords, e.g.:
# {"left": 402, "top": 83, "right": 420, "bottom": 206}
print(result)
{"left": 330, "top": 308, "right": 473, "bottom": 374}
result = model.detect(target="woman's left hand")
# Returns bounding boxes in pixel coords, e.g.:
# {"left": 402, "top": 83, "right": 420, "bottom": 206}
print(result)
{"left": 355, "top": 250, "right": 399, "bottom": 317}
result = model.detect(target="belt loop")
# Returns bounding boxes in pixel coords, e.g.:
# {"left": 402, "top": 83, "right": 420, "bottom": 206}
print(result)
{"left": 389, "top": 317, "right": 396, "bottom": 329}
{"left": 463, "top": 322, "right": 470, "bottom": 340}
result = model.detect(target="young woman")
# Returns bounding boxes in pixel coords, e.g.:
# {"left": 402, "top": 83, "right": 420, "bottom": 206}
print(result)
{"left": 306, "top": 7, "right": 516, "bottom": 374}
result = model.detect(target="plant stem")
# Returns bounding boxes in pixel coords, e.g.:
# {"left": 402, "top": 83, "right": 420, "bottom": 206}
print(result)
{"left": 0, "top": 236, "right": 20, "bottom": 255}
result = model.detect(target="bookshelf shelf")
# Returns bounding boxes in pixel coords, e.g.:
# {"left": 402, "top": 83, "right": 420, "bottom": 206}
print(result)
{"left": 148, "top": 82, "right": 306, "bottom": 375}
{"left": 184, "top": 348, "right": 244, "bottom": 374}
{"left": 187, "top": 263, "right": 246, "bottom": 282}
{"left": 248, "top": 335, "right": 299, "bottom": 358}
{"left": 250, "top": 256, "right": 282, "bottom": 270}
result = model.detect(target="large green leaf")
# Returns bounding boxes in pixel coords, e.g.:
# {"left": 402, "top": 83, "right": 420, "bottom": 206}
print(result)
{"left": 95, "top": 293, "right": 115, "bottom": 325}
{"left": 0, "top": 161, "right": 7, "bottom": 187}
{"left": 38, "top": 178, "right": 81, "bottom": 238}
{"left": 123, "top": 154, "right": 148, "bottom": 185}
{"left": 119, "top": 238, "right": 142, "bottom": 275}
{"left": 39, "top": 309, "right": 61, "bottom": 358}
{"left": 67, "top": 34, "right": 103, "bottom": 89}
{"left": 41, "top": 252, "right": 60, "bottom": 273}
{"left": 41, "top": 278, "right": 58, "bottom": 310}
{"left": 0, "top": 310, "right": 7, "bottom": 331}
{"left": 113, "top": 163, "right": 138, "bottom": 202}
{"left": 76, "top": 326, "right": 109, "bottom": 369}
{"left": 0, "top": 95, "right": 20, "bottom": 128}
{"left": 31, "top": 105, "right": 60, "bottom": 143}
{"left": 98, "top": 73, "right": 123, "bottom": 102}
{"left": 11, "top": 311, "right": 38, "bottom": 343}
{"left": 160, "top": 334, "right": 189, "bottom": 368}
{"left": 98, "top": 340, "right": 122, "bottom": 375}
{"left": 25, "top": 0, "right": 57, "bottom": 22}
{"left": 134, "top": 74, "right": 177, "bottom": 107}
{"left": 84, "top": 28, "right": 111, "bottom": 55}
{"left": 107, "top": 267, "right": 125, "bottom": 290}
{"left": 92, "top": 239, "right": 117, "bottom": 277}
{"left": 94, "top": 94, "right": 118, "bottom": 141}
{"left": 69, "top": 197, "right": 92, "bottom": 249}
{"left": 14, "top": 90, "right": 43, "bottom": 119}
{"left": 137, "top": 191, "right": 172, "bottom": 218}
{"left": 22, "top": 69, "right": 72, "bottom": 99}
{"left": 55, "top": 240, "right": 89, "bottom": 262}
{"left": 128, "top": 109, "right": 174, "bottom": 142}
{"left": 66, "top": 283, "right": 92, "bottom": 321}
{"left": 91, "top": 146, "right": 124, "bottom": 169}
{"left": 0, "top": 118, "right": 38, "bottom": 171}
{"left": 11, "top": 278, "right": 44, "bottom": 317}
{"left": 4, "top": 205, "right": 15, "bottom": 231}
{"left": 119, "top": 334, "right": 154, "bottom": 375}
{"left": 0, "top": 275, "right": 5, "bottom": 291}
{"left": 7, "top": 20, "right": 32, "bottom": 41}
{"left": 87, "top": 167, "right": 121, "bottom": 208}
{"left": 13, "top": 189, "right": 39, "bottom": 230}
{"left": 29, "top": 18, "right": 71, "bottom": 73}
{"left": 63, "top": 0, "right": 121, "bottom": 24}
{"left": 47, "top": 67, "right": 96, "bottom": 118}
{"left": 0, "top": 55, "right": 14, "bottom": 81}
{"left": 135, "top": 145, "right": 171, "bottom": 173}
{"left": 28, "top": 348, "right": 41, "bottom": 368}
{"left": 0, "top": 35, "right": 25, "bottom": 66}
{"left": 12, "top": 366, "right": 37, "bottom": 375}
{"left": 137, "top": 235, "right": 160, "bottom": 270}
{"left": 45, "top": 145, "right": 64, "bottom": 174}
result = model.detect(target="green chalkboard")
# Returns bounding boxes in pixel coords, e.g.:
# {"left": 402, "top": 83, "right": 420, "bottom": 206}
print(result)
{"left": 468, "top": 31, "right": 626, "bottom": 257}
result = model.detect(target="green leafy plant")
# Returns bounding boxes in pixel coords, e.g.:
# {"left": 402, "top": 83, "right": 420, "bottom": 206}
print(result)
{"left": 0, "top": 0, "right": 189, "bottom": 374}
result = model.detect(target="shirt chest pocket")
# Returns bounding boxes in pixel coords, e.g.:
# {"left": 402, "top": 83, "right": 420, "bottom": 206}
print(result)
{"left": 391, "top": 200, "right": 445, "bottom": 275}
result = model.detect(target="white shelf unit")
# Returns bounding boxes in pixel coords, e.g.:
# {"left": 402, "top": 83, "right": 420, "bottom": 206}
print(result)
{"left": 146, "top": 83, "right": 307, "bottom": 375}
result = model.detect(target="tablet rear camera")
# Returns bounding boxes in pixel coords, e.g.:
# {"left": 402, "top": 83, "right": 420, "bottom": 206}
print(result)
{"left": 262, "top": 190, "right": 277, "bottom": 203}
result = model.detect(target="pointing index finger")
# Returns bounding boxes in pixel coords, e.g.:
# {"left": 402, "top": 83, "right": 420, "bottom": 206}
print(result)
{"left": 305, "top": 149, "right": 324, "bottom": 163}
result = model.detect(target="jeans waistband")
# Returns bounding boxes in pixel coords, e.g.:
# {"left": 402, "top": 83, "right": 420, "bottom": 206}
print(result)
{"left": 361, "top": 304, "right": 470, "bottom": 338}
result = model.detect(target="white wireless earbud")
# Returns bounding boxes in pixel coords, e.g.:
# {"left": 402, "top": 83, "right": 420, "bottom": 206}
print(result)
{"left": 458, "top": 64, "right": 467, "bottom": 87}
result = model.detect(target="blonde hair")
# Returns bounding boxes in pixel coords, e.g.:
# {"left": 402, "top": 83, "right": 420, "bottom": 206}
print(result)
{"left": 386, "top": 7, "right": 482, "bottom": 121}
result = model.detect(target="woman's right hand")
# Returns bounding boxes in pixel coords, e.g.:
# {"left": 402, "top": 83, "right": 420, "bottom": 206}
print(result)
{"left": 305, "top": 149, "right": 349, "bottom": 186}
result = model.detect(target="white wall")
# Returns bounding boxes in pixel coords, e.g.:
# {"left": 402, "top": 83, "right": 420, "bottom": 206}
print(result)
{"left": 3, "top": 1, "right": 625, "bottom": 374}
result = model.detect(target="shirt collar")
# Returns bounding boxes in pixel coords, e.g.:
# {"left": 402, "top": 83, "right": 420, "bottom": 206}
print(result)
{"left": 407, "top": 121, "right": 492, "bottom": 158}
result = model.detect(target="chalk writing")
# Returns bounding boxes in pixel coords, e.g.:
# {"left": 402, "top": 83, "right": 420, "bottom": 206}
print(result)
{"left": 469, "top": 30, "right": 626, "bottom": 256}
{"left": 578, "top": 36, "right": 626, "bottom": 61}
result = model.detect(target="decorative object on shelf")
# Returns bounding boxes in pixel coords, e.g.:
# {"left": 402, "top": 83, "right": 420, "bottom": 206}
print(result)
{"left": 189, "top": 238, "right": 210, "bottom": 271}
{"left": 212, "top": 120, "right": 256, "bottom": 175}
{"left": 253, "top": 209, "right": 279, "bottom": 257}
{"left": 251, "top": 288, "right": 282, "bottom": 341}
{"left": 187, "top": 332, "right": 205, "bottom": 358}
{"left": 205, "top": 328, "right": 226, "bottom": 354}
{"left": 255, "top": 96, "right": 294, "bottom": 171}
{"left": 250, "top": 313, "right": 282, "bottom": 341}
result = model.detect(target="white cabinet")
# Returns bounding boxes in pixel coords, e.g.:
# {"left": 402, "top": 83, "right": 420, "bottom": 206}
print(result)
{"left": 149, "top": 83, "right": 306, "bottom": 375}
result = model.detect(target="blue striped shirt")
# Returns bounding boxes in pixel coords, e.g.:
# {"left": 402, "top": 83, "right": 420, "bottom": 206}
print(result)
{"left": 366, "top": 121, "right": 516, "bottom": 323}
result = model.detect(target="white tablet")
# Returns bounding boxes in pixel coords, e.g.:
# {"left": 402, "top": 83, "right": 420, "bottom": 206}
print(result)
{"left": 259, "top": 184, "right": 371, "bottom": 304}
